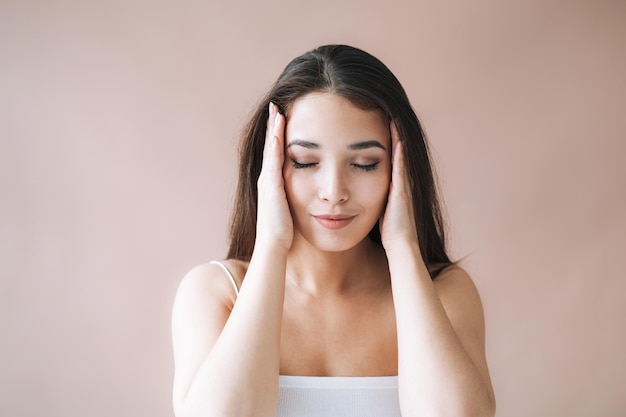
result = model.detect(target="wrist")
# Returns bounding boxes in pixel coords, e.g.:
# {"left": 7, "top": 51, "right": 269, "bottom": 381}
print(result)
{"left": 383, "top": 237, "right": 421, "bottom": 257}
{"left": 252, "top": 239, "right": 290, "bottom": 259}
{"left": 385, "top": 240, "right": 432, "bottom": 284}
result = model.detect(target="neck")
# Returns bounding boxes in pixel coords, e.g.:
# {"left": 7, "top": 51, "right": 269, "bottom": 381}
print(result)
{"left": 286, "top": 235, "right": 388, "bottom": 296}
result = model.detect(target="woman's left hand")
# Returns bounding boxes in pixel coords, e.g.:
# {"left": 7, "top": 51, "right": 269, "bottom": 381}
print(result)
{"left": 380, "top": 121, "right": 420, "bottom": 252}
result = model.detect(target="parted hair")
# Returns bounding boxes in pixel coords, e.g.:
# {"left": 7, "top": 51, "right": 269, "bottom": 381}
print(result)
{"left": 227, "top": 44, "right": 452, "bottom": 278}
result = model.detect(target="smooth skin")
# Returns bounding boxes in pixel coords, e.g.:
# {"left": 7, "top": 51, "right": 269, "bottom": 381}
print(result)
{"left": 171, "top": 93, "right": 496, "bottom": 417}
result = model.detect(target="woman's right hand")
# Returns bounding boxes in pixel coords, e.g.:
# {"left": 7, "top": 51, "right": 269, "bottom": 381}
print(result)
{"left": 255, "top": 102, "right": 293, "bottom": 252}
{"left": 172, "top": 103, "right": 291, "bottom": 417}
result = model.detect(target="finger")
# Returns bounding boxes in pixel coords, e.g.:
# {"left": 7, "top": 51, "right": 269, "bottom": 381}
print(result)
{"left": 270, "top": 111, "right": 285, "bottom": 174}
{"left": 390, "top": 122, "right": 412, "bottom": 192}
{"left": 263, "top": 102, "right": 277, "bottom": 162}
{"left": 392, "top": 140, "right": 405, "bottom": 191}
{"left": 392, "top": 138, "right": 416, "bottom": 215}
{"left": 390, "top": 120, "right": 400, "bottom": 163}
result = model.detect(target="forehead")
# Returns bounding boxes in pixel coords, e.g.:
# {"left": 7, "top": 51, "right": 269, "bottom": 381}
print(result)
{"left": 286, "top": 92, "right": 389, "bottom": 146}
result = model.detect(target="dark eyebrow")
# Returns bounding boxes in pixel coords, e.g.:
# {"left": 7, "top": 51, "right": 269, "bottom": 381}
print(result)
{"left": 287, "top": 139, "right": 386, "bottom": 150}
{"left": 286, "top": 139, "right": 319, "bottom": 149}
{"left": 348, "top": 140, "right": 386, "bottom": 151}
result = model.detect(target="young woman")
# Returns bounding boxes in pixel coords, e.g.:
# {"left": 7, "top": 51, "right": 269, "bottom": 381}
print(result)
{"left": 171, "top": 45, "right": 495, "bottom": 417}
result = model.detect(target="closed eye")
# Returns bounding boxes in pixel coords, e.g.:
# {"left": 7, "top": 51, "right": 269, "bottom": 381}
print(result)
{"left": 291, "top": 159, "right": 317, "bottom": 169}
{"left": 290, "top": 159, "right": 379, "bottom": 171}
{"left": 352, "top": 162, "right": 379, "bottom": 172}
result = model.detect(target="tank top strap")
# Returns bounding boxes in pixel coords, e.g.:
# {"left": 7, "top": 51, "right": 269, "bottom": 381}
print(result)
{"left": 209, "top": 261, "right": 240, "bottom": 297}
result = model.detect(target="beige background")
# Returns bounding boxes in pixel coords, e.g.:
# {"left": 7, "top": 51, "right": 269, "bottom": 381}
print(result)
{"left": 1, "top": 0, "right": 625, "bottom": 416}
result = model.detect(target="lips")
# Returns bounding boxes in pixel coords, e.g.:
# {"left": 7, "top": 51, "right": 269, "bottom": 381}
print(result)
{"left": 313, "top": 214, "right": 355, "bottom": 229}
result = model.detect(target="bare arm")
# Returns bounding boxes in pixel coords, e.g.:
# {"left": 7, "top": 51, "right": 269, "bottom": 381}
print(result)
{"left": 171, "top": 103, "right": 291, "bottom": 417}
{"left": 381, "top": 123, "right": 495, "bottom": 416}
{"left": 388, "top": 248, "right": 495, "bottom": 417}
{"left": 172, "top": 251, "right": 287, "bottom": 417}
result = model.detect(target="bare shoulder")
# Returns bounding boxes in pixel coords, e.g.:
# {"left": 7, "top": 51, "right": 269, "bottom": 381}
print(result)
{"left": 433, "top": 265, "right": 483, "bottom": 312}
{"left": 173, "top": 260, "right": 248, "bottom": 312}
{"left": 433, "top": 265, "right": 494, "bottom": 399}
{"left": 171, "top": 263, "right": 233, "bottom": 342}
{"left": 432, "top": 265, "right": 485, "bottom": 336}
{"left": 433, "top": 264, "right": 475, "bottom": 285}
{"left": 171, "top": 260, "right": 247, "bottom": 405}
{"left": 218, "top": 258, "right": 249, "bottom": 290}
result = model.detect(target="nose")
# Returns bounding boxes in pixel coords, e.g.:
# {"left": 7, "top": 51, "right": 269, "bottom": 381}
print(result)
{"left": 318, "top": 166, "right": 349, "bottom": 204}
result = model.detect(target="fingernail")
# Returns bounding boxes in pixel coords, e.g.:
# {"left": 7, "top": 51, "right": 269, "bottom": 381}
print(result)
{"left": 269, "top": 102, "right": 276, "bottom": 116}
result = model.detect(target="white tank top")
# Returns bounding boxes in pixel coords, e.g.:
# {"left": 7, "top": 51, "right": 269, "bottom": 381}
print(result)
{"left": 278, "top": 375, "right": 401, "bottom": 417}
{"left": 210, "top": 261, "right": 402, "bottom": 417}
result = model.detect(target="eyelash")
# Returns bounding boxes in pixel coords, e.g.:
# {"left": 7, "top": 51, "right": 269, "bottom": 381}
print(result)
{"left": 291, "top": 161, "right": 316, "bottom": 169}
{"left": 356, "top": 163, "right": 379, "bottom": 172}
{"left": 291, "top": 160, "right": 379, "bottom": 172}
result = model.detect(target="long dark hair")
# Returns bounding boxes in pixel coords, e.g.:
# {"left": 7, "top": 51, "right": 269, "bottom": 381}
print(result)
{"left": 227, "top": 44, "right": 452, "bottom": 277}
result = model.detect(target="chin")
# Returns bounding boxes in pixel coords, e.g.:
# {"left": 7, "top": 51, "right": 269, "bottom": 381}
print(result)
{"left": 311, "top": 241, "right": 358, "bottom": 253}
{"left": 297, "top": 230, "right": 373, "bottom": 254}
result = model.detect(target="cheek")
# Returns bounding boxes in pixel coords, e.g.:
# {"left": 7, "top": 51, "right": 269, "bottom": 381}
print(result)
{"left": 375, "top": 168, "right": 392, "bottom": 207}
{"left": 358, "top": 172, "right": 391, "bottom": 208}
{"left": 374, "top": 178, "right": 391, "bottom": 208}
{"left": 282, "top": 169, "right": 295, "bottom": 204}
{"left": 282, "top": 169, "right": 307, "bottom": 208}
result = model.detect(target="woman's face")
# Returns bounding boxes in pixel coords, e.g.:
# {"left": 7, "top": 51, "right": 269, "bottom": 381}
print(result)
{"left": 283, "top": 92, "right": 391, "bottom": 252}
